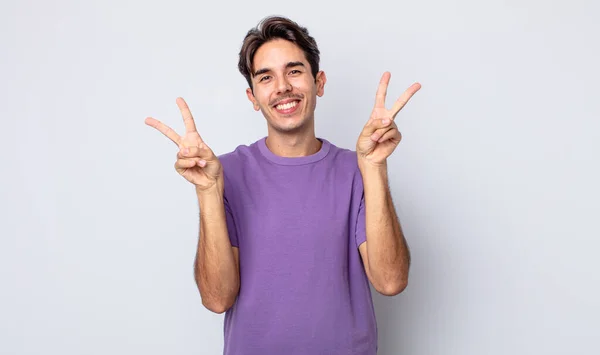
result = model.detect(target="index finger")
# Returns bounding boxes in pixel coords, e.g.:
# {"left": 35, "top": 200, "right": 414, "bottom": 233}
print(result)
{"left": 176, "top": 97, "right": 198, "bottom": 134}
{"left": 390, "top": 82, "right": 421, "bottom": 117}
{"left": 145, "top": 117, "right": 181, "bottom": 145}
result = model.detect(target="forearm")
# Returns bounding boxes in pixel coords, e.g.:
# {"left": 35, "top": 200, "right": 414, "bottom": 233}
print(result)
{"left": 194, "top": 184, "right": 239, "bottom": 313}
{"left": 359, "top": 160, "right": 410, "bottom": 293}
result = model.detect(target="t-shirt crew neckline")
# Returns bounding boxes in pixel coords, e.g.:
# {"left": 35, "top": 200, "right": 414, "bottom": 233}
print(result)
{"left": 257, "top": 136, "right": 331, "bottom": 166}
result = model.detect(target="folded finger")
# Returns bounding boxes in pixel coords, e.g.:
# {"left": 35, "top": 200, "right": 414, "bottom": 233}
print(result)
{"left": 363, "top": 118, "right": 392, "bottom": 136}
{"left": 177, "top": 143, "right": 214, "bottom": 159}
{"left": 175, "top": 158, "right": 200, "bottom": 170}
{"left": 377, "top": 128, "right": 402, "bottom": 143}
{"left": 369, "top": 121, "right": 397, "bottom": 141}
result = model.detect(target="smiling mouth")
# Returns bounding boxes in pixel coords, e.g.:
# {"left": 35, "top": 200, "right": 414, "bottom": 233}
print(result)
{"left": 273, "top": 99, "right": 301, "bottom": 114}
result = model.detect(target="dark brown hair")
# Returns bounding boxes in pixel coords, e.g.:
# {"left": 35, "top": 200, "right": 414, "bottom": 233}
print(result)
{"left": 238, "top": 16, "right": 320, "bottom": 92}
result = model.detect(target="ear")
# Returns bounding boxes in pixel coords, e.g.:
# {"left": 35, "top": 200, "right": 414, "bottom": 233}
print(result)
{"left": 316, "top": 71, "right": 327, "bottom": 97}
{"left": 246, "top": 87, "right": 260, "bottom": 111}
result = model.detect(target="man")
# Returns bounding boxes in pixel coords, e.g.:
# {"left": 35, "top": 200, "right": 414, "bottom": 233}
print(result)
{"left": 145, "top": 15, "right": 420, "bottom": 355}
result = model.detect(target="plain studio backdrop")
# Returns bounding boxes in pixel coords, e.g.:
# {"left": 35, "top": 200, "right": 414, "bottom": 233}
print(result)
{"left": 1, "top": 0, "right": 598, "bottom": 354}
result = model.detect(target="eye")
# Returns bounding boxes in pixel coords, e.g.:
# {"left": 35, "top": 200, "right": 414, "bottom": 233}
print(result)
{"left": 259, "top": 75, "right": 271, "bottom": 82}
{"left": 290, "top": 70, "right": 301, "bottom": 75}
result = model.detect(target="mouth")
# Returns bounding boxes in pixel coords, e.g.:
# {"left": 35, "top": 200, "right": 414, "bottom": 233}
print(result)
{"left": 273, "top": 99, "right": 301, "bottom": 115}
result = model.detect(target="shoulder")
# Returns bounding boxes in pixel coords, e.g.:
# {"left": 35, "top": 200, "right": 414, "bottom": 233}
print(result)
{"left": 324, "top": 138, "right": 360, "bottom": 174}
{"left": 323, "top": 140, "right": 366, "bottom": 210}
{"left": 217, "top": 138, "right": 262, "bottom": 168}
{"left": 321, "top": 139, "right": 364, "bottom": 193}
{"left": 215, "top": 138, "right": 263, "bottom": 193}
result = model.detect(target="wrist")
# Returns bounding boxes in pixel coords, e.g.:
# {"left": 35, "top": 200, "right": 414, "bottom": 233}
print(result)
{"left": 358, "top": 157, "right": 389, "bottom": 186}
{"left": 358, "top": 156, "right": 387, "bottom": 172}
{"left": 195, "top": 181, "right": 224, "bottom": 201}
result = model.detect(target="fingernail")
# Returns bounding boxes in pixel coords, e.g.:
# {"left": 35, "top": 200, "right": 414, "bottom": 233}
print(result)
{"left": 183, "top": 148, "right": 189, "bottom": 155}
{"left": 197, "top": 160, "right": 206, "bottom": 167}
{"left": 382, "top": 119, "right": 390, "bottom": 125}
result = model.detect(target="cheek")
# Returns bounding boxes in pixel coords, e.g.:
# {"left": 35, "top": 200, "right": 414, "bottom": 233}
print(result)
{"left": 256, "top": 93, "right": 271, "bottom": 108}
{"left": 253, "top": 86, "right": 270, "bottom": 101}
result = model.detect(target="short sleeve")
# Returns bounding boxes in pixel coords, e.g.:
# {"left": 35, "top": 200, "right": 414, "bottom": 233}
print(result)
{"left": 355, "top": 192, "right": 367, "bottom": 248}
{"left": 223, "top": 194, "right": 239, "bottom": 248}
{"left": 353, "top": 167, "right": 367, "bottom": 248}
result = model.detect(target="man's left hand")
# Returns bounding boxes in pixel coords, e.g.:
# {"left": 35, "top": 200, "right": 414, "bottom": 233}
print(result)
{"left": 356, "top": 72, "right": 421, "bottom": 166}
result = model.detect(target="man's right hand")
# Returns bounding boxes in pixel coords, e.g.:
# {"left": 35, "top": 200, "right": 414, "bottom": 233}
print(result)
{"left": 145, "top": 97, "right": 223, "bottom": 192}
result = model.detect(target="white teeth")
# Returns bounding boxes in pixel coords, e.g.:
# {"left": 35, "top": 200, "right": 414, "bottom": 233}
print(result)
{"left": 276, "top": 101, "right": 298, "bottom": 110}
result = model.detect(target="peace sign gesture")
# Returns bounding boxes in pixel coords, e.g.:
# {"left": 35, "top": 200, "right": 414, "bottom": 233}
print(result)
{"left": 145, "top": 97, "right": 223, "bottom": 192}
{"left": 356, "top": 72, "right": 421, "bottom": 166}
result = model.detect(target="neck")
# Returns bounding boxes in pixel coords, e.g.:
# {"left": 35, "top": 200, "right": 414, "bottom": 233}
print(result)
{"left": 264, "top": 131, "right": 322, "bottom": 157}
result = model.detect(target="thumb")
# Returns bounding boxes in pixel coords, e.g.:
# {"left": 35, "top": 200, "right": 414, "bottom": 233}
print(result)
{"left": 362, "top": 118, "right": 392, "bottom": 136}
{"left": 178, "top": 143, "right": 215, "bottom": 160}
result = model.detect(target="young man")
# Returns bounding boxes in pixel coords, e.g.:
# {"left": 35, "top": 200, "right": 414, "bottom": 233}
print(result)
{"left": 145, "top": 15, "right": 420, "bottom": 355}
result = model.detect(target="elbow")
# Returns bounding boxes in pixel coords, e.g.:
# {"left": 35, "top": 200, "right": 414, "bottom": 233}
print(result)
{"left": 194, "top": 270, "right": 240, "bottom": 314}
{"left": 202, "top": 296, "right": 236, "bottom": 314}
{"left": 197, "top": 282, "right": 239, "bottom": 314}
{"left": 377, "top": 277, "right": 408, "bottom": 296}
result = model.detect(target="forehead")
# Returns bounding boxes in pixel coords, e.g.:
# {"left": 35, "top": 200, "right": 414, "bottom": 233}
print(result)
{"left": 253, "top": 39, "right": 309, "bottom": 72}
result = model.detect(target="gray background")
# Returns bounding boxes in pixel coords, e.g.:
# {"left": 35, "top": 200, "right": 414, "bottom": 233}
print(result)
{"left": 1, "top": 0, "right": 599, "bottom": 354}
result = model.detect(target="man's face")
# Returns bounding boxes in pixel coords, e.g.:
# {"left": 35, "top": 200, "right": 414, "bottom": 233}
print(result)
{"left": 246, "top": 38, "right": 326, "bottom": 134}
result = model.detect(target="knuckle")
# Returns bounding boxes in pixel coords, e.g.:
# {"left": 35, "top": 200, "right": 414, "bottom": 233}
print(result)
{"left": 175, "top": 158, "right": 191, "bottom": 168}
{"left": 187, "top": 146, "right": 198, "bottom": 156}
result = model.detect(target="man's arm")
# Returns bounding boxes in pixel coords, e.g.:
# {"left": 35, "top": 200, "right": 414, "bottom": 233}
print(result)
{"left": 145, "top": 97, "right": 240, "bottom": 313}
{"left": 354, "top": 72, "right": 420, "bottom": 296}
{"left": 194, "top": 184, "right": 240, "bottom": 314}
{"left": 358, "top": 161, "right": 410, "bottom": 296}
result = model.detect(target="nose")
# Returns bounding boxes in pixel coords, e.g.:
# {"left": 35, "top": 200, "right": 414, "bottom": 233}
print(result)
{"left": 276, "top": 76, "right": 292, "bottom": 94}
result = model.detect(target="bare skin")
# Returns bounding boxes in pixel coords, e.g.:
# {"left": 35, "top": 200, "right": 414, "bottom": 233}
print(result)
{"left": 145, "top": 39, "right": 421, "bottom": 309}
{"left": 245, "top": 39, "right": 326, "bottom": 158}
{"left": 145, "top": 98, "right": 239, "bottom": 313}
{"left": 355, "top": 72, "right": 421, "bottom": 295}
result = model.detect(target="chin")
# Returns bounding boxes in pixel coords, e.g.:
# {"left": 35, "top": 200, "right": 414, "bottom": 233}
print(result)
{"left": 269, "top": 118, "right": 308, "bottom": 134}
{"left": 266, "top": 111, "right": 304, "bottom": 130}
{"left": 273, "top": 123, "right": 304, "bottom": 134}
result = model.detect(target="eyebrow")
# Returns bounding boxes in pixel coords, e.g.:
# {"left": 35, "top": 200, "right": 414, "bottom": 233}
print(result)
{"left": 253, "top": 61, "right": 305, "bottom": 77}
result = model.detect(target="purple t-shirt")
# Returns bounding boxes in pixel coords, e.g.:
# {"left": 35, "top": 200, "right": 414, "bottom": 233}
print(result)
{"left": 218, "top": 136, "right": 377, "bottom": 354}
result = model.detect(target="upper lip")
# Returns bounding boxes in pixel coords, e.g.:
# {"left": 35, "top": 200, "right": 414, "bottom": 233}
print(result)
{"left": 273, "top": 98, "right": 300, "bottom": 107}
